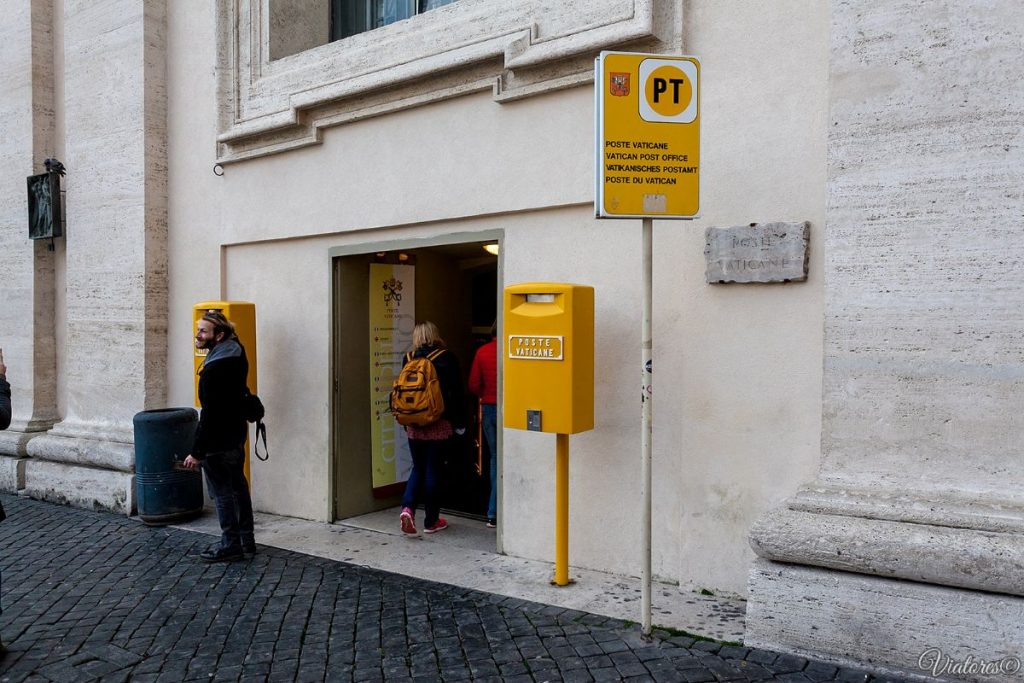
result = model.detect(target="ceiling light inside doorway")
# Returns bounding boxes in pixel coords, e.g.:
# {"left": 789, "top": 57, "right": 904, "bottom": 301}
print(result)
{"left": 483, "top": 243, "right": 499, "bottom": 256}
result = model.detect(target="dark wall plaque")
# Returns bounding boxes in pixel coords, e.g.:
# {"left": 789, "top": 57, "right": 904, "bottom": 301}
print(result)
{"left": 27, "top": 172, "right": 63, "bottom": 240}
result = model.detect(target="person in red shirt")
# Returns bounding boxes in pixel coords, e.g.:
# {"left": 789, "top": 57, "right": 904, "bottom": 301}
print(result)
{"left": 468, "top": 324, "right": 498, "bottom": 528}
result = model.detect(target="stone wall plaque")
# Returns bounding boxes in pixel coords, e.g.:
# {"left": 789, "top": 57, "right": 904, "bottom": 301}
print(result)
{"left": 704, "top": 221, "right": 809, "bottom": 284}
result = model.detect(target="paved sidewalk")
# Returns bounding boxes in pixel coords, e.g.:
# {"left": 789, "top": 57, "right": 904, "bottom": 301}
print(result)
{"left": 0, "top": 495, "right": 904, "bottom": 682}
{"left": 176, "top": 506, "right": 749, "bottom": 644}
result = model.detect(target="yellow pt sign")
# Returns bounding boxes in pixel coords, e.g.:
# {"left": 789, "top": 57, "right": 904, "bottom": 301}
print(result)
{"left": 595, "top": 51, "right": 700, "bottom": 219}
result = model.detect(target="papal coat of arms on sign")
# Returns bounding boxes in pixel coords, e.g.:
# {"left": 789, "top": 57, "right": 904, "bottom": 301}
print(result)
{"left": 383, "top": 278, "right": 403, "bottom": 305}
{"left": 609, "top": 72, "right": 630, "bottom": 96}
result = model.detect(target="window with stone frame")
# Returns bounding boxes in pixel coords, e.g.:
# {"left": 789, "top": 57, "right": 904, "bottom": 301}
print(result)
{"left": 223, "top": 0, "right": 683, "bottom": 164}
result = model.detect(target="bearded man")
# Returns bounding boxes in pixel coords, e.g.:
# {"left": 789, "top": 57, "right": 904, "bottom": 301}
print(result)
{"left": 183, "top": 311, "right": 256, "bottom": 562}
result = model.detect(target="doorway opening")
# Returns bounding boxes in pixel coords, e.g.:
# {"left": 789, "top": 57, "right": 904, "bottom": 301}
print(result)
{"left": 331, "top": 236, "right": 500, "bottom": 533}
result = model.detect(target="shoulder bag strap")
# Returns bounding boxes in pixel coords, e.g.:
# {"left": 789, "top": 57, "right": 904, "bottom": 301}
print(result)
{"left": 254, "top": 421, "right": 269, "bottom": 461}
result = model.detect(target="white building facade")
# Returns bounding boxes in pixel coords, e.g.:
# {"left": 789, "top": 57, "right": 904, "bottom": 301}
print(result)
{"left": 1, "top": 0, "right": 1020, "bottom": 677}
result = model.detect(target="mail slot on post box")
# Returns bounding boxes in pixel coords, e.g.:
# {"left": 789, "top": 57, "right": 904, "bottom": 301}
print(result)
{"left": 504, "top": 283, "right": 594, "bottom": 434}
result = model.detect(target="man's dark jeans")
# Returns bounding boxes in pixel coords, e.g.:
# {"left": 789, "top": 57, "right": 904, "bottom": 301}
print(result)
{"left": 202, "top": 446, "right": 254, "bottom": 551}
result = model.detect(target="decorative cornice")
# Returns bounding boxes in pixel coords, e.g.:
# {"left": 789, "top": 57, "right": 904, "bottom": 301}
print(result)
{"left": 216, "top": 0, "right": 681, "bottom": 163}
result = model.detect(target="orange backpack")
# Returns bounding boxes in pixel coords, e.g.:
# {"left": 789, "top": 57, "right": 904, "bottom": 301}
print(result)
{"left": 390, "top": 349, "right": 445, "bottom": 427}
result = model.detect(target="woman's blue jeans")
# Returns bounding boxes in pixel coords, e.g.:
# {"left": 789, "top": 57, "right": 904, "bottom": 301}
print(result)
{"left": 402, "top": 438, "right": 445, "bottom": 527}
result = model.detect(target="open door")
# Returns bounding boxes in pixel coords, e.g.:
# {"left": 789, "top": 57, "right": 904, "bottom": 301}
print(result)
{"left": 333, "top": 240, "right": 499, "bottom": 522}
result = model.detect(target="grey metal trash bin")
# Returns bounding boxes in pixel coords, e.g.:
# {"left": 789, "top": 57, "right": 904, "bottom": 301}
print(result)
{"left": 133, "top": 407, "right": 203, "bottom": 525}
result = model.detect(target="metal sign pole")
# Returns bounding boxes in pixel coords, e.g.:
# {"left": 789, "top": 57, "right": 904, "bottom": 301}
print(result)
{"left": 595, "top": 50, "right": 699, "bottom": 639}
{"left": 641, "top": 217, "right": 653, "bottom": 637}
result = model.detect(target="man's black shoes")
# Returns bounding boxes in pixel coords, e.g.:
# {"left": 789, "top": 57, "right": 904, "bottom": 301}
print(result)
{"left": 242, "top": 542, "right": 257, "bottom": 559}
{"left": 199, "top": 545, "right": 244, "bottom": 563}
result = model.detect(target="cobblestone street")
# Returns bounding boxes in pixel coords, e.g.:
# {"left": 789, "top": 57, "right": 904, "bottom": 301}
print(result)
{"left": 0, "top": 495, "right": 903, "bottom": 682}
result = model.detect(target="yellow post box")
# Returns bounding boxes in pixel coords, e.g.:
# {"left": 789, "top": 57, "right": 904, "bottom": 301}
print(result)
{"left": 503, "top": 283, "right": 594, "bottom": 434}
{"left": 504, "top": 282, "right": 594, "bottom": 586}
{"left": 193, "top": 301, "right": 258, "bottom": 482}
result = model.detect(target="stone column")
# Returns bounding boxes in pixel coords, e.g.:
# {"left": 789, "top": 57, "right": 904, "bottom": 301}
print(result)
{"left": 0, "top": 0, "right": 60, "bottom": 490}
{"left": 26, "top": 0, "right": 168, "bottom": 514}
{"left": 745, "top": 0, "right": 1024, "bottom": 677}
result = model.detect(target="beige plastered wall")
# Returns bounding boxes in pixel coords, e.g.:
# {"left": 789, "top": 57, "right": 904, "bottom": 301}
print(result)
{"left": 165, "top": 0, "right": 827, "bottom": 595}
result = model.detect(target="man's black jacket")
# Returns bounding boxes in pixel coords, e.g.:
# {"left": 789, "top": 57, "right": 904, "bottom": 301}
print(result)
{"left": 192, "top": 339, "right": 249, "bottom": 459}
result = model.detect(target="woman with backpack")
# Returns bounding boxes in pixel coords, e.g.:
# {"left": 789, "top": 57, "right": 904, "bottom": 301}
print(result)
{"left": 396, "top": 321, "right": 466, "bottom": 535}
